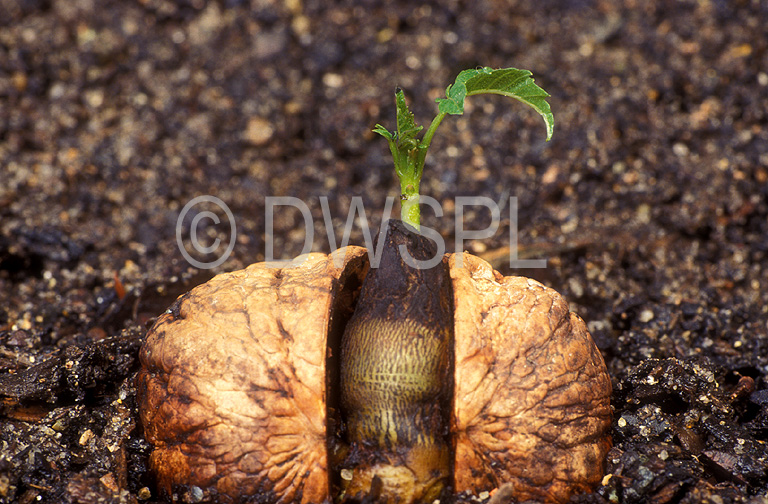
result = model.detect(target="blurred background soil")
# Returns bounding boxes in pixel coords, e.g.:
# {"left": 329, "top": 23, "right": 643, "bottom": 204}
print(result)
{"left": 1, "top": 0, "right": 767, "bottom": 502}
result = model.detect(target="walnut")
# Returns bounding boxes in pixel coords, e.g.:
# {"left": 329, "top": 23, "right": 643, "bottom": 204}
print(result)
{"left": 137, "top": 224, "right": 611, "bottom": 504}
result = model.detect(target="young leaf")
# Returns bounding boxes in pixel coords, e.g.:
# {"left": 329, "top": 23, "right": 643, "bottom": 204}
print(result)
{"left": 373, "top": 88, "right": 424, "bottom": 211}
{"left": 394, "top": 88, "right": 423, "bottom": 149}
{"left": 372, "top": 89, "right": 426, "bottom": 229}
{"left": 373, "top": 89, "right": 423, "bottom": 156}
{"left": 435, "top": 68, "right": 481, "bottom": 115}
{"left": 436, "top": 67, "right": 554, "bottom": 141}
{"left": 373, "top": 123, "right": 393, "bottom": 140}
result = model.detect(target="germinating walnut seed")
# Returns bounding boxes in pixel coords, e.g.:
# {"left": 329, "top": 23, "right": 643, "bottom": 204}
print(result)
{"left": 137, "top": 231, "right": 611, "bottom": 504}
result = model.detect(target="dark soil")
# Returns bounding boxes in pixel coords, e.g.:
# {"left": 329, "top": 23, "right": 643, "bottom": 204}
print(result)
{"left": 1, "top": 0, "right": 767, "bottom": 503}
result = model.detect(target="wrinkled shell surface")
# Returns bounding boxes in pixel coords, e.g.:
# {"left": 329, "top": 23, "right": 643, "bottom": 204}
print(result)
{"left": 449, "top": 253, "right": 611, "bottom": 502}
{"left": 137, "top": 247, "right": 368, "bottom": 504}
{"left": 137, "top": 246, "right": 611, "bottom": 503}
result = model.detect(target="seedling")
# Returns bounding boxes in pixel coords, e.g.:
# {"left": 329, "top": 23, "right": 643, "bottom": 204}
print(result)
{"left": 139, "top": 66, "right": 613, "bottom": 504}
{"left": 373, "top": 66, "right": 554, "bottom": 229}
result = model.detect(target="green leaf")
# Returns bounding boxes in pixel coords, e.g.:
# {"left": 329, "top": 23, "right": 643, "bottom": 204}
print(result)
{"left": 372, "top": 89, "right": 424, "bottom": 153}
{"left": 394, "top": 88, "right": 423, "bottom": 148}
{"left": 436, "top": 66, "right": 554, "bottom": 141}
{"left": 372, "top": 88, "right": 425, "bottom": 227}
{"left": 436, "top": 68, "right": 479, "bottom": 115}
{"left": 373, "top": 123, "right": 393, "bottom": 140}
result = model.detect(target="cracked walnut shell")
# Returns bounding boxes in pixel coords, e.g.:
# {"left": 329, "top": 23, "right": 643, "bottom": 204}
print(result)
{"left": 136, "top": 245, "right": 611, "bottom": 503}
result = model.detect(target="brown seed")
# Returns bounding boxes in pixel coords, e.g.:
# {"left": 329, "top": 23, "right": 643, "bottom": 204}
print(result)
{"left": 136, "top": 245, "right": 612, "bottom": 504}
{"left": 337, "top": 222, "right": 454, "bottom": 503}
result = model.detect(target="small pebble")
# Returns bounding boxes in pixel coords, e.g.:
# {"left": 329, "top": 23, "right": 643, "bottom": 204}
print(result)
{"left": 322, "top": 73, "right": 343, "bottom": 88}
{"left": 568, "top": 278, "right": 584, "bottom": 298}
{"left": 639, "top": 309, "right": 654, "bottom": 323}
{"left": 100, "top": 472, "right": 118, "bottom": 492}
{"left": 79, "top": 429, "right": 95, "bottom": 446}
{"left": 672, "top": 142, "right": 690, "bottom": 157}
{"left": 189, "top": 486, "right": 204, "bottom": 503}
{"left": 244, "top": 117, "right": 274, "bottom": 146}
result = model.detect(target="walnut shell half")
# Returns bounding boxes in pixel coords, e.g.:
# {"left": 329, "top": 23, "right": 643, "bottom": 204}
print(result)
{"left": 136, "top": 246, "right": 611, "bottom": 504}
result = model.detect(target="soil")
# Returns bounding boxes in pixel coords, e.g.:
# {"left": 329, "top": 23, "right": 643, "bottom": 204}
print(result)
{"left": 1, "top": 0, "right": 767, "bottom": 503}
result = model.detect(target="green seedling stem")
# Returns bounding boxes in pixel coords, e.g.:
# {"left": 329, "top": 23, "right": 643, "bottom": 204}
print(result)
{"left": 374, "top": 66, "right": 555, "bottom": 230}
